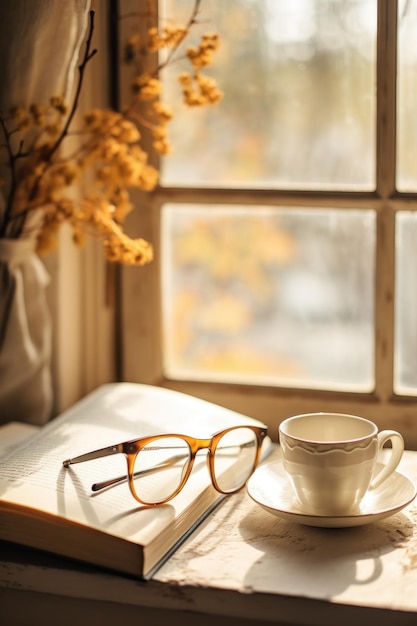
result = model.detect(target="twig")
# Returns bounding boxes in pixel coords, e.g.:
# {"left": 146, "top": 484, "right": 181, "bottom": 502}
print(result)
{"left": 157, "top": 0, "right": 202, "bottom": 71}
{"left": 126, "top": 0, "right": 203, "bottom": 81}
{"left": 0, "top": 117, "right": 18, "bottom": 236}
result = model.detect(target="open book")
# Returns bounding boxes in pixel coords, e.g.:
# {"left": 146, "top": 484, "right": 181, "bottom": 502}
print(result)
{"left": 0, "top": 383, "right": 271, "bottom": 578}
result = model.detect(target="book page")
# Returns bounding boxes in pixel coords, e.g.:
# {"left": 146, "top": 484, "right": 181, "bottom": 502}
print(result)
{"left": 0, "top": 383, "right": 266, "bottom": 547}
{"left": 0, "top": 422, "right": 39, "bottom": 461}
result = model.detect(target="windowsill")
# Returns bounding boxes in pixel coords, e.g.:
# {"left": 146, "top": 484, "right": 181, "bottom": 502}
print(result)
{"left": 1, "top": 447, "right": 417, "bottom": 625}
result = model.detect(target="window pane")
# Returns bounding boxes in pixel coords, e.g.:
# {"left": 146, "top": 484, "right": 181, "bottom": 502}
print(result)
{"left": 395, "top": 212, "right": 417, "bottom": 394}
{"left": 161, "top": 205, "right": 375, "bottom": 391}
{"left": 160, "top": 0, "right": 376, "bottom": 189}
{"left": 397, "top": 0, "right": 417, "bottom": 191}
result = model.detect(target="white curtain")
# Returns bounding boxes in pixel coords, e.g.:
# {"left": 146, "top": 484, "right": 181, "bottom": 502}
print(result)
{"left": 0, "top": 0, "right": 91, "bottom": 225}
{"left": 0, "top": 0, "right": 91, "bottom": 424}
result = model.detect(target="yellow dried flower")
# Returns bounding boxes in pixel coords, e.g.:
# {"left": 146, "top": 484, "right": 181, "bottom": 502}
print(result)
{"left": 186, "top": 33, "right": 218, "bottom": 69}
{"left": 130, "top": 145, "right": 148, "bottom": 163}
{"left": 54, "top": 162, "right": 80, "bottom": 185}
{"left": 178, "top": 72, "right": 193, "bottom": 86}
{"left": 95, "top": 165, "right": 112, "bottom": 183}
{"left": 152, "top": 123, "right": 172, "bottom": 154}
{"left": 0, "top": 5, "right": 221, "bottom": 268}
{"left": 196, "top": 73, "right": 223, "bottom": 104}
{"left": 104, "top": 233, "right": 154, "bottom": 265}
{"left": 36, "top": 224, "right": 59, "bottom": 255}
{"left": 131, "top": 75, "right": 162, "bottom": 100}
{"left": 180, "top": 72, "right": 223, "bottom": 107}
{"left": 20, "top": 118, "right": 31, "bottom": 131}
{"left": 72, "top": 224, "right": 86, "bottom": 247}
{"left": 164, "top": 24, "right": 187, "bottom": 46}
{"left": 125, "top": 33, "right": 141, "bottom": 62}
{"left": 9, "top": 106, "right": 26, "bottom": 122}
{"left": 111, "top": 119, "right": 140, "bottom": 143}
{"left": 147, "top": 24, "right": 187, "bottom": 51}
{"left": 33, "top": 162, "right": 47, "bottom": 178}
{"left": 84, "top": 109, "right": 101, "bottom": 129}
{"left": 152, "top": 101, "right": 173, "bottom": 122}
{"left": 112, "top": 189, "right": 133, "bottom": 222}
{"left": 50, "top": 95, "right": 68, "bottom": 115}
{"left": 151, "top": 124, "right": 172, "bottom": 153}
{"left": 45, "top": 122, "right": 62, "bottom": 136}
{"left": 153, "top": 138, "right": 172, "bottom": 155}
{"left": 147, "top": 26, "right": 161, "bottom": 51}
{"left": 29, "top": 103, "right": 46, "bottom": 126}
{"left": 138, "top": 164, "right": 159, "bottom": 190}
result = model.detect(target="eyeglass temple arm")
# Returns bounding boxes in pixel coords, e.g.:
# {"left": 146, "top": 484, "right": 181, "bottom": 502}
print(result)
{"left": 62, "top": 442, "right": 187, "bottom": 472}
{"left": 62, "top": 444, "right": 122, "bottom": 467}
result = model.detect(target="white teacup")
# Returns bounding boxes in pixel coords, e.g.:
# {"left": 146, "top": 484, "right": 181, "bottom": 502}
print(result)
{"left": 279, "top": 412, "right": 404, "bottom": 516}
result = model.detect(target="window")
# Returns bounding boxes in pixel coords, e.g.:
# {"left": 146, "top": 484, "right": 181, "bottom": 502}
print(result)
{"left": 118, "top": 0, "right": 417, "bottom": 447}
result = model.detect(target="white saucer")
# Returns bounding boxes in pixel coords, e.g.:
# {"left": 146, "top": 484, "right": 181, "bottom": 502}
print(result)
{"left": 247, "top": 460, "right": 416, "bottom": 528}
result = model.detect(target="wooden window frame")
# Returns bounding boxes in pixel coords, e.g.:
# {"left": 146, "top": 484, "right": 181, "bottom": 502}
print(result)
{"left": 117, "top": 0, "right": 417, "bottom": 448}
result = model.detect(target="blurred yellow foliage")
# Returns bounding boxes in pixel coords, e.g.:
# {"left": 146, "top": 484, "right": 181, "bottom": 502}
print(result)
{"left": 174, "top": 214, "right": 296, "bottom": 304}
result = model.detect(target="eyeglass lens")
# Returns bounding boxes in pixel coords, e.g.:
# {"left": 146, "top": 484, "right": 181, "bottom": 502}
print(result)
{"left": 213, "top": 427, "right": 258, "bottom": 493}
{"left": 132, "top": 436, "right": 191, "bottom": 504}
{"left": 130, "top": 427, "right": 259, "bottom": 504}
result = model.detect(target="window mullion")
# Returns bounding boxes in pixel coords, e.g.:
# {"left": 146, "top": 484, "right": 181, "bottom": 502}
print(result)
{"left": 374, "top": 205, "right": 396, "bottom": 401}
{"left": 376, "top": 0, "right": 397, "bottom": 196}
{"left": 374, "top": 0, "right": 397, "bottom": 400}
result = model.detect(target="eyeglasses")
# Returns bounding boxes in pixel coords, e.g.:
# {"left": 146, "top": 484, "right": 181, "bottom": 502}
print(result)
{"left": 63, "top": 425, "right": 267, "bottom": 506}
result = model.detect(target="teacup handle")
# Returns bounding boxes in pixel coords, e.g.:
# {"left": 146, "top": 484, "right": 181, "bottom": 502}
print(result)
{"left": 370, "top": 430, "right": 404, "bottom": 490}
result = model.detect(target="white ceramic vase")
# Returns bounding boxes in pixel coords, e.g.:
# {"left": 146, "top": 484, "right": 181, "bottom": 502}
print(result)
{"left": 0, "top": 238, "right": 53, "bottom": 425}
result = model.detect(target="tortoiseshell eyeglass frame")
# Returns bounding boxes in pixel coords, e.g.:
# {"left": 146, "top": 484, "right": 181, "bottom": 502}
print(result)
{"left": 63, "top": 425, "right": 268, "bottom": 506}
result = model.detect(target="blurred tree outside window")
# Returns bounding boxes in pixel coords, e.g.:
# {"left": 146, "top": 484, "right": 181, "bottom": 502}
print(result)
{"left": 162, "top": 205, "right": 375, "bottom": 391}
{"left": 159, "top": 0, "right": 378, "bottom": 391}
{"left": 162, "top": 0, "right": 376, "bottom": 189}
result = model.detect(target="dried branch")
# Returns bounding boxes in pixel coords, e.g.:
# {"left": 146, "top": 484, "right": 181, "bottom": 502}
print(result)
{"left": 0, "top": 1, "right": 221, "bottom": 265}
{"left": 46, "top": 10, "right": 97, "bottom": 163}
